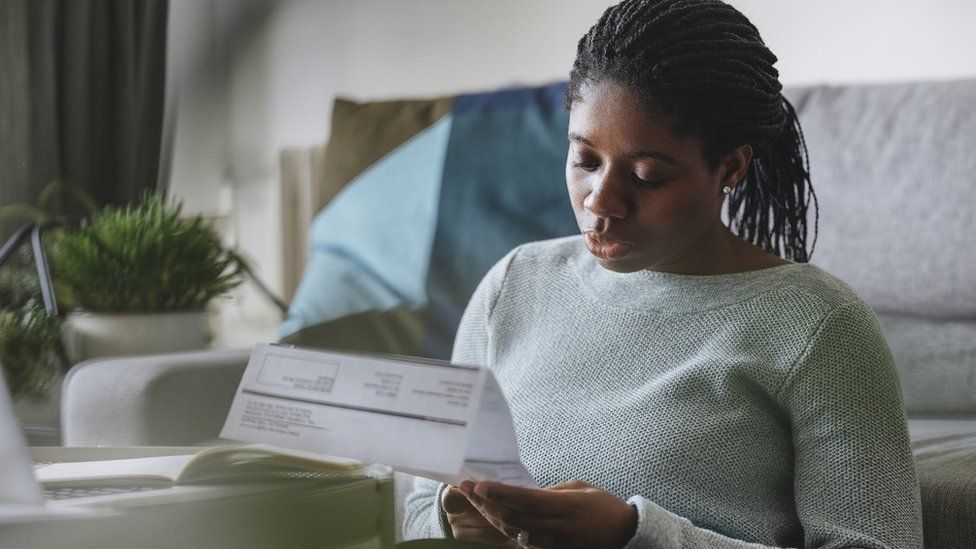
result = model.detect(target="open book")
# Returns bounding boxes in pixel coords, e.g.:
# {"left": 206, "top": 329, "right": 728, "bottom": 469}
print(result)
{"left": 33, "top": 444, "right": 390, "bottom": 487}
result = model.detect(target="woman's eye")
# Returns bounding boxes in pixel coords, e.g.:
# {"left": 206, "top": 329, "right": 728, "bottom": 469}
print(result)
{"left": 571, "top": 160, "right": 598, "bottom": 171}
{"left": 570, "top": 159, "right": 667, "bottom": 187}
{"left": 633, "top": 174, "right": 667, "bottom": 188}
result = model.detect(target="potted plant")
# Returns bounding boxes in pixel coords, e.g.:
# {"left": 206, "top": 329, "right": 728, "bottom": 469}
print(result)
{"left": 49, "top": 194, "right": 246, "bottom": 362}
{"left": 0, "top": 258, "right": 67, "bottom": 444}
{"left": 0, "top": 271, "right": 63, "bottom": 399}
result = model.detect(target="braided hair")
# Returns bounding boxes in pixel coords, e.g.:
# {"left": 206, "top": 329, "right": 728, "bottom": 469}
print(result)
{"left": 566, "top": 0, "right": 818, "bottom": 262}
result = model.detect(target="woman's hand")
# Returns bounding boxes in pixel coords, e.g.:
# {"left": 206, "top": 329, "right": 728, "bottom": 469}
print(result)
{"left": 457, "top": 479, "right": 638, "bottom": 549}
{"left": 441, "top": 484, "right": 518, "bottom": 546}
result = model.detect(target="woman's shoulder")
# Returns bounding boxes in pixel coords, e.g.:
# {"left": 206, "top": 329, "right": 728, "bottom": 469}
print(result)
{"left": 726, "top": 239, "right": 867, "bottom": 312}
{"left": 741, "top": 263, "right": 882, "bottom": 345}
{"left": 767, "top": 267, "right": 892, "bottom": 384}
{"left": 782, "top": 262, "right": 868, "bottom": 312}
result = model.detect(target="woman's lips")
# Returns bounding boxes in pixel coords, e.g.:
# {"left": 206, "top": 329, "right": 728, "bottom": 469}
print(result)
{"left": 585, "top": 233, "right": 632, "bottom": 260}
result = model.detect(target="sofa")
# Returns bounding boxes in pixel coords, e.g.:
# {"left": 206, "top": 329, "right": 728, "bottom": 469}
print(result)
{"left": 61, "top": 78, "right": 976, "bottom": 547}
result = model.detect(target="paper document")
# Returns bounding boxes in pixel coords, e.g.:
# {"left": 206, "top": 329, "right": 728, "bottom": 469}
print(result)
{"left": 221, "top": 343, "right": 536, "bottom": 487}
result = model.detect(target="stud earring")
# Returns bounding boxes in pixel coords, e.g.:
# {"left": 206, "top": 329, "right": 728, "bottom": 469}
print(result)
{"left": 722, "top": 186, "right": 732, "bottom": 194}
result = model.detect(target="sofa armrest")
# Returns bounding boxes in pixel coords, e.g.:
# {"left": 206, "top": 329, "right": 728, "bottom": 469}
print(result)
{"left": 61, "top": 349, "right": 251, "bottom": 446}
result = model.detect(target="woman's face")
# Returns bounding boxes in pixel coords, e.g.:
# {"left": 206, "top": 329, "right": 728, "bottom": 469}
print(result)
{"left": 566, "top": 80, "right": 751, "bottom": 273}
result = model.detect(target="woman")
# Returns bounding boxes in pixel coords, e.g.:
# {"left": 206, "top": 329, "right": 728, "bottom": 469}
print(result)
{"left": 404, "top": 0, "right": 922, "bottom": 547}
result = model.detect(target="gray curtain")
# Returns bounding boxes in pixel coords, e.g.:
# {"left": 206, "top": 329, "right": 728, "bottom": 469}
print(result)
{"left": 0, "top": 0, "right": 168, "bottom": 241}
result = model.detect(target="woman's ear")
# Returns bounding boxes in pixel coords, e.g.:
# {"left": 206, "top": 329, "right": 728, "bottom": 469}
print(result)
{"left": 719, "top": 145, "right": 753, "bottom": 190}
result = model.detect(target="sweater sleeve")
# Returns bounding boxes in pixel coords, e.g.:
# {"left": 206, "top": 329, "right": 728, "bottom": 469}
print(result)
{"left": 400, "top": 247, "right": 519, "bottom": 541}
{"left": 622, "top": 299, "right": 923, "bottom": 549}
{"left": 402, "top": 476, "right": 452, "bottom": 540}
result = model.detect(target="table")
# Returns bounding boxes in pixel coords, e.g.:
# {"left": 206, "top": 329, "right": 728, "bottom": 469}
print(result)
{"left": 0, "top": 446, "right": 395, "bottom": 549}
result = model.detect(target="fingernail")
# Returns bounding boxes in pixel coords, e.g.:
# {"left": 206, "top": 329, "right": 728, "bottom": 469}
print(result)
{"left": 474, "top": 484, "right": 490, "bottom": 499}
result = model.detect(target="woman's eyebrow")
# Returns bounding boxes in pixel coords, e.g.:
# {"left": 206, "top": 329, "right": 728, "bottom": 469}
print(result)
{"left": 568, "top": 132, "right": 679, "bottom": 166}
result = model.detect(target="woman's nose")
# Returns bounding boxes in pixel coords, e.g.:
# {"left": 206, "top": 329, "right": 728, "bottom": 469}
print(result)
{"left": 583, "top": 170, "right": 629, "bottom": 220}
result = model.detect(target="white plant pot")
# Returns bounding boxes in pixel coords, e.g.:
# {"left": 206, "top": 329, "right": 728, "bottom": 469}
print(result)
{"left": 64, "top": 310, "right": 211, "bottom": 365}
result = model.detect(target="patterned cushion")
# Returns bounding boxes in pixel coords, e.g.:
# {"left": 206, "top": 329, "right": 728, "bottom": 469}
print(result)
{"left": 280, "top": 82, "right": 577, "bottom": 358}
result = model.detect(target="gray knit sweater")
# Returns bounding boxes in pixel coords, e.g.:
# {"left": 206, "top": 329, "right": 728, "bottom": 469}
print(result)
{"left": 403, "top": 235, "right": 922, "bottom": 548}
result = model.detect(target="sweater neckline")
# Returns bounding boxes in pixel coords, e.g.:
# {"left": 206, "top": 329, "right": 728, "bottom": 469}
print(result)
{"left": 569, "top": 243, "right": 809, "bottom": 314}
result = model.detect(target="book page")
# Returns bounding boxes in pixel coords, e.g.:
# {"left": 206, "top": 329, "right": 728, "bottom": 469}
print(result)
{"left": 177, "top": 443, "right": 381, "bottom": 482}
{"left": 33, "top": 455, "right": 194, "bottom": 487}
{"left": 32, "top": 444, "right": 387, "bottom": 487}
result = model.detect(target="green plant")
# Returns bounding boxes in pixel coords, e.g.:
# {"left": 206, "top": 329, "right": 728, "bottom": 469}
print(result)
{"left": 49, "top": 194, "right": 245, "bottom": 312}
{"left": 0, "top": 178, "right": 98, "bottom": 225}
{"left": 0, "top": 303, "right": 63, "bottom": 401}
{"left": 0, "top": 246, "right": 64, "bottom": 399}
{"left": 0, "top": 263, "right": 39, "bottom": 310}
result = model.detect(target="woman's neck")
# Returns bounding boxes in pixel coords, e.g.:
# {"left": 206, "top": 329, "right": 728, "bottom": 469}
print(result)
{"left": 644, "top": 222, "right": 787, "bottom": 276}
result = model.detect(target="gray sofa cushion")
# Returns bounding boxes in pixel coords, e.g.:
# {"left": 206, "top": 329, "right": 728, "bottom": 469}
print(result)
{"left": 909, "top": 416, "right": 976, "bottom": 548}
{"left": 878, "top": 313, "right": 976, "bottom": 414}
{"left": 782, "top": 80, "right": 976, "bottom": 415}
{"left": 783, "top": 80, "right": 976, "bottom": 319}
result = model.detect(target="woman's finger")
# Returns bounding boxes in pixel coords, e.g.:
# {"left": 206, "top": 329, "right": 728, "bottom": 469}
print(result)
{"left": 473, "top": 482, "right": 564, "bottom": 517}
{"left": 473, "top": 505, "right": 520, "bottom": 540}
{"left": 443, "top": 494, "right": 515, "bottom": 545}
{"left": 442, "top": 485, "right": 475, "bottom": 515}
{"left": 462, "top": 492, "right": 523, "bottom": 538}
{"left": 467, "top": 490, "right": 563, "bottom": 534}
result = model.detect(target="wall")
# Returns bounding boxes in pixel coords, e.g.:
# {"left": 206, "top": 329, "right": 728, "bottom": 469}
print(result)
{"left": 263, "top": 0, "right": 976, "bottom": 152}
{"left": 165, "top": 0, "right": 976, "bottom": 345}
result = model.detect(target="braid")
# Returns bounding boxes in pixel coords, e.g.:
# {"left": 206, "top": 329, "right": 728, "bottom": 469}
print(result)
{"left": 566, "top": 0, "right": 819, "bottom": 262}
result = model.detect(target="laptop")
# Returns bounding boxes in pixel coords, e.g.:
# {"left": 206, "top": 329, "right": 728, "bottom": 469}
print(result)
{"left": 0, "top": 369, "right": 280, "bottom": 512}
{"left": 0, "top": 365, "right": 46, "bottom": 511}
{"left": 0, "top": 367, "right": 395, "bottom": 548}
